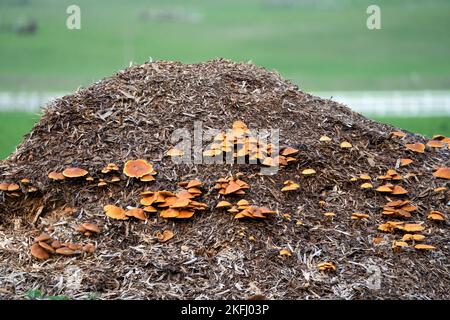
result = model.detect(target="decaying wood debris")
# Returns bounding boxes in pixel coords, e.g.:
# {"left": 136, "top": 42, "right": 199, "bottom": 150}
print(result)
{"left": 0, "top": 59, "right": 449, "bottom": 299}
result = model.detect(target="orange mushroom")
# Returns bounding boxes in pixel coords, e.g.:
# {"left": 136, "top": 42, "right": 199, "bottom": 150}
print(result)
{"left": 81, "top": 223, "right": 100, "bottom": 234}
{"left": 318, "top": 262, "right": 336, "bottom": 272}
{"left": 281, "top": 180, "right": 300, "bottom": 192}
{"left": 48, "top": 172, "right": 65, "bottom": 181}
{"left": 103, "top": 205, "right": 128, "bottom": 220}
{"left": 426, "top": 140, "right": 444, "bottom": 148}
{"left": 123, "top": 159, "right": 153, "bottom": 178}
{"left": 55, "top": 247, "right": 75, "bottom": 255}
{"left": 433, "top": 167, "right": 450, "bottom": 179}
{"left": 340, "top": 141, "right": 352, "bottom": 149}
{"left": 126, "top": 208, "right": 147, "bottom": 221}
{"left": 281, "top": 147, "right": 299, "bottom": 156}
{"left": 216, "top": 201, "right": 232, "bottom": 208}
{"left": 62, "top": 167, "right": 88, "bottom": 178}
{"left": 7, "top": 184, "right": 20, "bottom": 192}
{"left": 360, "top": 183, "right": 373, "bottom": 189}
{"left": 140, "top": 174, "right": 156, "bottom": 182}
{"left": 405, "top": 143, "right": 425, "bottom": 153}
{"left": 414, "top": 244, "right": 436, "bottom": 250}
{"left": 400, "top": 158, "right": 413, "bottom": 167}
{"left": 427, "top": 211, "right": 445, "bottom": 221}
{"left": 30, "top": 243, "right": 50, "bottom": 260}
{"left": 155, "top": 230, "right": 174, "bottom": 242}
{"left": 301, "top": 168, "right": 316, "bottom": 175}
{"left": 391, "top": 131, "right": 406, "bottom": 138}
{"left": 391, "top": 185, "right": 408, "bottom": 195}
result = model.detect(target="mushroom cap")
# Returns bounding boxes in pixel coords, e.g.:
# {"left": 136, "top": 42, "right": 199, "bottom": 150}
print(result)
{"left": 216, "top": 201, "right": 232, "bottom": 208}
{"left": 30, "top": 243, "right": 50, "bottom": 260}
{"left": 433, "top": 167, "right": 450, "bottom": 180}
{"left": 176, "top": 210, "right": 195, "bottom": 219}
{"left": 126, "top": 208, "right": 147, "bottom": 221}
{"left": 391, "top": 185, "right": 408, "bottom": 195}
{"left": 104, "top": 205, "right": 128, "bottom": 220}
{"left": 123, "top": 159, "right": 153, "bottom": 178}
{"left": 351, "top": 212, "right": 369, "bottom": 220}
{"left": 427, "top": 211, "right": 445, "bottom": 221}
{"left": 62, "top": 167, "right": 88, "bottom": 178}
{"left": 401, "top": 223, "right": 425, "bottom": 232}
{"left": 143, "top": 205, "right": 157, "bottom": 213}
{"left": 81, "top": 223, "right": 101, "bottom": 233}
{"left": 38, "top": 241, "right": 55, "bottom": 253}
{"left": 160, "top": 208, "right": 180, "bottom": 218}
{"left": 56, "top": 247, "right": 75, "bottom": 255}
{"left": 140, "top": 174, "right": 155, "bottom": 182}
{"left": 400, "top": 158, "right": 413, "bottom": 166}
{"left": 376, "top": 185, "right": 394, "bottom": 193}
{"left": 156, "top": 230, "right": 174, "bottom": 242}
{"left": 360, "top": 183, "right": 373, "bottom": 189}
{"left": 426, "top": 140, "right": 444, "bottom": 148}
{"left": 48, "top": 172, "right": 65, "bottom": 180}
{"left": 186, "top": 179, "right": 202, "bottom": 189}
{"left": 34, "top": 233, "right": 51, "bottom": 243}
{"left": 405, "top": 143, "right": 425, "bottom": 153}
{"left": 301, "top": 168, "right": 316, "bottom": 175}
{"left": 236, "top": 199, "right": 249, "bottom": 207}
{"left": 281, "top": 147, "right": 299, "bottom": 156}
{"left": 224, "top": 181, "right": 241, "bottom": 194}
{"left": 391, "top": 131, "right": 406, "bottom": 138}
{"left": 340, "top": 141, "right": 352, "bottom": 149}
{"left": 414, "top": 244, "right": 436, "bottom": 250}
{"left": 281, "top": 182, "right": 300, "bottom": 191}
{"left": 7, "top": 183, "right": 20, "bottom": 192}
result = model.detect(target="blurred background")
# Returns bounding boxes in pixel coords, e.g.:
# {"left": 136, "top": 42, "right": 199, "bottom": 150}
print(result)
{"left": 0, "top": 0, "right": 449, "bottom": 158}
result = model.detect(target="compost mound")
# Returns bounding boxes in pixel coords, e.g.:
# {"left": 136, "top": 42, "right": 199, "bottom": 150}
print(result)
{"left": 0, "top": 59, "right": 449, "bottom": 299}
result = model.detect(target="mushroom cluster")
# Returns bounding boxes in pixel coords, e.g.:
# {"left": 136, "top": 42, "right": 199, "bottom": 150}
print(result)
{"left": 30, "top": 232, "right": 95, "bottom": 261}
{"left": 135, "top": 180, "right": 207, "bottom": 219}
{"left": 215, "top": 200, "right": 276, "bottom": 219}
{"left": 213, "top": 175, "right": 250, "bottom": 195}
{"left": 381, "top": 200, "right": 417, "bottom": 218}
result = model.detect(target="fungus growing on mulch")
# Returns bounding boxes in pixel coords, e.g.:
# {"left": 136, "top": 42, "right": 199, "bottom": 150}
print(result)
{"left": 62, "top": 167, "right": 88, "bottom": 178}
{"left": 123, "top": 159, "right": 154, "bottom": 178}
{"left": 0, "top": 59, "right": 449, "bottom": 299}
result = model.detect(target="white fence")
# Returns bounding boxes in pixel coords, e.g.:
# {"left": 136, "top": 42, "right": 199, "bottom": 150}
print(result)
{"left": 0, "top": 91, "right": 450, "bottom": 116}
{"left": 314, "top": 91, "right": 450, "bottom": 116}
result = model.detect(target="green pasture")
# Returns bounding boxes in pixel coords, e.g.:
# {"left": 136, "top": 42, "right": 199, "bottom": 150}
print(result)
{"left": 0, "top": 0, "right": 449, "bottom": 92}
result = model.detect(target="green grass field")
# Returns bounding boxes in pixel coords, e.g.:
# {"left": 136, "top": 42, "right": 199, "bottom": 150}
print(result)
{"left": 1, "top": 112, "right": 448, "bottom": 159}
{"left": 0, "top": 0, "right": 449, "bottom": 92}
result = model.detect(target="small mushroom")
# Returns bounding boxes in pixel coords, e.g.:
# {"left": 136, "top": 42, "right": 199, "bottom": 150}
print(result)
{"left": 30, "top": 243, "right": 50, "bottom": 260}
{"left": 48, "top": 172, "right": 65, "bottom": 181}
{"left": 62, "top": 167, "right": 88, "bottom": 178}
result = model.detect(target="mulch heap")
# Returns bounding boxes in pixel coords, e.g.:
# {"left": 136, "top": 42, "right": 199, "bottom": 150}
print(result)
{"left": 0, "top": 59, "right": 449, "bottom": 300}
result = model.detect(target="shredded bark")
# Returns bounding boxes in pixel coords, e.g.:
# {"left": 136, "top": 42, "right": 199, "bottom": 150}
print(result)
{"left": 0, "top": 59, "right": 448, "bottom": 299}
